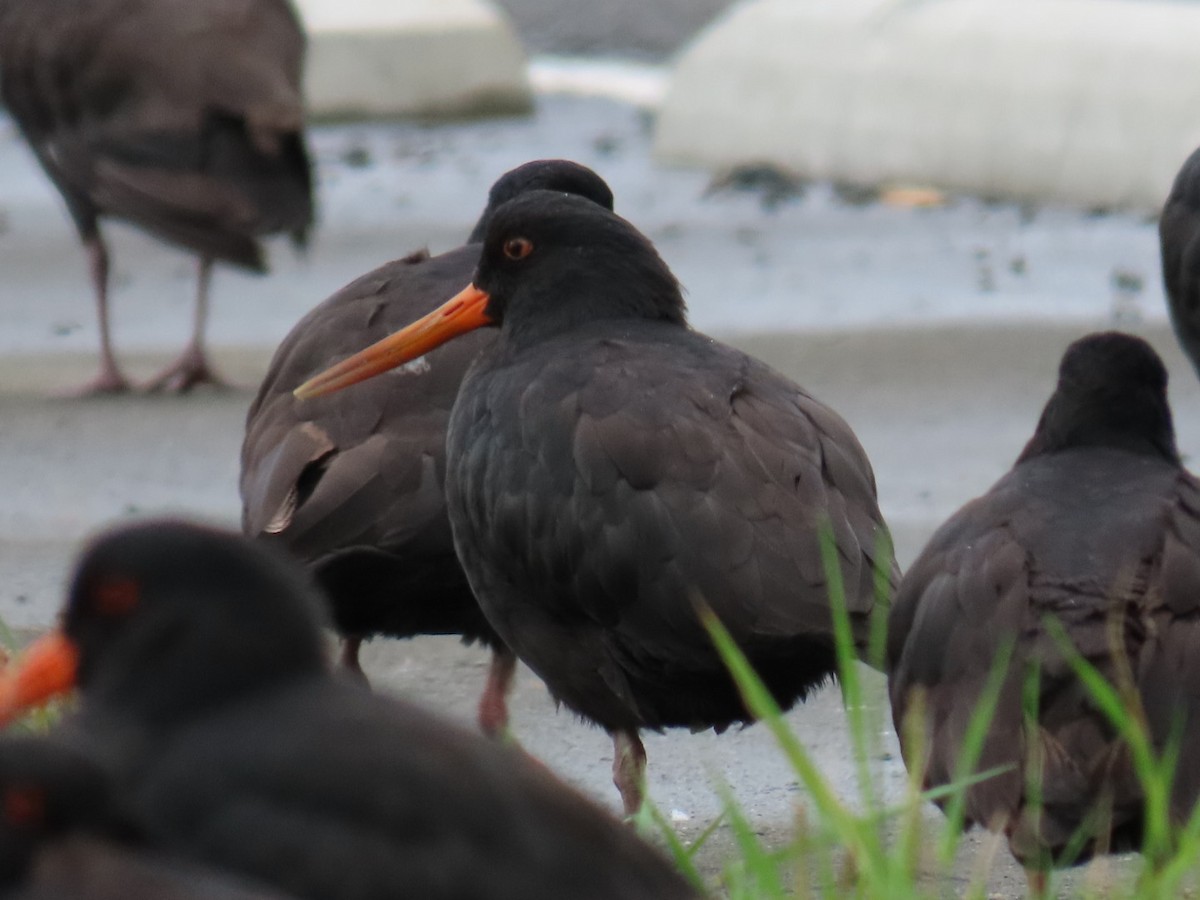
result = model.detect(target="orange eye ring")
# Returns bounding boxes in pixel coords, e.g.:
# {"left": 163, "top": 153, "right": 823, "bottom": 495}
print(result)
{"left": 503, "top": 237, "right": 534, "bottom": 261}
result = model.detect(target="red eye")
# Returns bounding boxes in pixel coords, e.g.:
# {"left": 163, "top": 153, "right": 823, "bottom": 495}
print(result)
{"left": 503, "top": 237, "right": 534, "bottom": 261}
{"left": 93, "top": 577, "right": 140, "bottom": 616}
{"left": 4, "top": 786, "right": 45, "bottom": 826}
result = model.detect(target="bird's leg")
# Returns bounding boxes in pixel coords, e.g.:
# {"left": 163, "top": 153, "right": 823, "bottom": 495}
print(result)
{"left": 143, "top": 256, "right": 229, "bottom": 392}
{"left": 1025, "top": 867, "right": 1049, "bottom": 899}
{"left": 477, "top": 645, "right": 518, "bottom": 738}
{"left": 339, "top": 637, "right": 369, "bottom": 685}
{"left": 69, "top": 235, "right": 133, "bottom": 395}
{"left": 611, "top": 729, "right": 647, "bottom": 817}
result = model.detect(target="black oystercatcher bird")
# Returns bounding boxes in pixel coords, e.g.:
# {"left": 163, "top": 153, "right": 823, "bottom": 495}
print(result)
{"left": 888, "top": 332, "right": 1200, "bottom": 889}
{"left": 295, "top": 191, "right": 898, "bottom": 814}
{"left": 240, "top": 160, "right": 614, "bottom": 733}
{"left": 0, "top": 0, "right": 314, "bottom": 394}
{"left": 0, "top": 521, "right": 699, "bottom": 900}
{"left": 0, "top": 736, "right": 295, "bottom": 899}
{"left": 1160, "top": 146, "right": 1200, "bottom": 377}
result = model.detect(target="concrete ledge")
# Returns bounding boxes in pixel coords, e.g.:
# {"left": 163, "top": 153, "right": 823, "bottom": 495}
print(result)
{"left": 296, "top": 0, "right": 532, "bottom": 119}
{"left": 654, "top": 0, "right": 1200, "bottom": 212}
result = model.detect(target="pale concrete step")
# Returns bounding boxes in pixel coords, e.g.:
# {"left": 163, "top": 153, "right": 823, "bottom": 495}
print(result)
{"left": 654, "top": 0, "right": 1200, "bottom": 212}
{"left": 296, "top": 0, "right": 532, "bottom": 119}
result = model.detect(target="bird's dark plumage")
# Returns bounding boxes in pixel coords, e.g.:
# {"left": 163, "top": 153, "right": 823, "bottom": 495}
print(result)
{"left": 0, "top": 521, "right": 697, "bottom": 900}
{"left": 1161, "top": 146, "right": 1200, "bottom": 378}
{"left": 0, "top": 0, "right": 314, "bottom": 392}
{"left": 297, "top": 190, "right": 897, "bottom": 811}
{"left": 453, "top": 193, "right": 894, "bottom": 726}
{"left": 240, "top": 161, "right": 615, "bottom": 728}
{"left": 0, "top": 737, "right": 294, "bottom": 900}
{"left": 888, "top": 332, "right": 1200, "bottom": 871}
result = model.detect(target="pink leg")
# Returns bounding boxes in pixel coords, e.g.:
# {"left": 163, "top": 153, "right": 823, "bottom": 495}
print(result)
{"left": 611, "top": 729, "right": 647, "bottom": 817}
{"left": 67, "top": 235, "right": 132, "bottom": 395}
{"left": 340, "top": 637, "right": 369, "bottom": 685}
{"left": 477, "top": 646, "right": 518, "bottom": 737}
{"left": 143, "top": 257, "right": 230, "bottom": 393}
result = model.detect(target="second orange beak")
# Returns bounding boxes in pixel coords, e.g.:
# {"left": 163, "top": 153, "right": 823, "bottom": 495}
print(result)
{"left": 294, "top": 283, "right": 493, "bottom": 399}
{"left": 0, "top": 631, "right": 79, "bottom": 727}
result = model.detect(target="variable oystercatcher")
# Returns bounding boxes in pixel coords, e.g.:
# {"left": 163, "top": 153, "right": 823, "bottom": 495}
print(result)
{"left": 0, "top": 0, "right": 314, "bottom": 393}
{"left": 0, "top": 736, "right": 295, "bottom": 899}
{"left": 0, "top": 521, "right": 699, "bottom": 900}
{"left": 1160, "top": 146, "right": 1200, "bottom": 377}
{"left": 240, "top": 160, "right": 614, "bottom": 732}
{"left": 888, "top": 332, "right": 1200, "bottom": 888}
{"left": 295, "top": 190, "right": 898, "bottom": 814}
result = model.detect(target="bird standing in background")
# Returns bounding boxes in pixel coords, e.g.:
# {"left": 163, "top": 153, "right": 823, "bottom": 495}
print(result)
{"left": 241, "top": 160, "right": 615, "bottom": 734}
{"left": 888, "top": 332, "right": 1200, "bottom": 893}
{"left": 0, "top": 0, "right": 314, "bottom": 394}
{"left": 297, "top": 191, "right": 897, "bottom": 815}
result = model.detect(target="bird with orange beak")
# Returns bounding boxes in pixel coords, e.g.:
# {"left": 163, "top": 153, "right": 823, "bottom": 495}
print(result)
{"left": 295, "top": 190, "right": 897, "bottom": 815}
{"left": 0, "top": 521, "right": 698, "bottom": 899}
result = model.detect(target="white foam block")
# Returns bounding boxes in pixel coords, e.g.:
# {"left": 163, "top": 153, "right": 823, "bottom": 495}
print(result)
{"left": 654, "top": 0, "right": 1200, "bottom": 211}
{"left": 295, "top": 0, "right": 532, "bottom": 119}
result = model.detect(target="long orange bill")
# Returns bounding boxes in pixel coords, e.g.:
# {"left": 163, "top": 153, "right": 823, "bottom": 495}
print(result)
{"left": 294, "top": 284, "right": 494, "bottom": 399}
{"left": 0, "top": 632, "right": 80, "bottom": 727}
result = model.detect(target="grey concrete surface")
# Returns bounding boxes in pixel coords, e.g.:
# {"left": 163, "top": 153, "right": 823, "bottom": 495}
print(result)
{"left": 0, "top": 91, "right": 1192, "bottom": 895}
{"left": 655, "top": 0, "right": 1200, "bottom": 212}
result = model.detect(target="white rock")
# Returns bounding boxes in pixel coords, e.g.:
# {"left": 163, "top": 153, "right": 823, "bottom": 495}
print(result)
{"left": 295, "top": 0, "right": 531, "bottom": 120}
{"left": 654, "top": 0, "right": 1200, "bottom": 211}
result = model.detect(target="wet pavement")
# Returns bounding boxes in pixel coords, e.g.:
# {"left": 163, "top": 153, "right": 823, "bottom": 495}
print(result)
{"left": 0, "top": 90, "right": 1192, "bottom": 896}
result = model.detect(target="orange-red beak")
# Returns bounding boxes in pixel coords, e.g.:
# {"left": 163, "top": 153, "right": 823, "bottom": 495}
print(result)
{"left": 0, "top": 632, "right": 79, "bottom": 727}
{"left": 294, "top": 283, "right": 493, "bottom": 399}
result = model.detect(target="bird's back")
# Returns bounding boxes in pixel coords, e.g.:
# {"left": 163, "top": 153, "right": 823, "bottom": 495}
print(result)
{"left": 1161, "top": 146, "right": 1200, "bottom": 375}
{"left": 888, "top": 447, "right": 1200, "bottom": 864}
{"left": 128, "top": 677, "right": 697, "bottom": 900}
{"left": 448, "top": 320, "right": 895, "bottom": 731}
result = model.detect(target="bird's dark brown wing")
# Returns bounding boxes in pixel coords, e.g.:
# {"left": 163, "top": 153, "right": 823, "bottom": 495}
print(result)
{"left": 1161, "top": 147, "right": 1200, "bottom": 376}
{"left": 0, "top": 0, "right": 312, "bottom": 264}
{"left": 888, "top": 448, "right": 1200, "bottom": 864}
{"left": 128, "top": 680, "right": 697, "bottom": 900}
{"left": 242, "top": 245, "right": 490, "bottom": 562}
{"left": 241, "top": 246, "right": 497, "bottom": 641}
{"left": 449, "top": 322, "right": 895, "bottom": 730}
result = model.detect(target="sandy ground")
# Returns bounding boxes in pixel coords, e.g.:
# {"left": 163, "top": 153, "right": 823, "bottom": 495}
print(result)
{"left": 0, "top": 93, "right": 1193, "bottom": 896}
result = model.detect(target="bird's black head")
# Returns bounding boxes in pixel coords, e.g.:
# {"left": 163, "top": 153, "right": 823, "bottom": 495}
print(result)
{"left": 1017, "top": 332, "right": 1179, "bottom": 464}
{"left": 0, "top": 738, "right": 125, "bottom": 884}
{"left": 473, "top": 190, "right": 687, "bottom": 347}
{"left": 0, "top": 521, "right": 329, "bottom": 729}
{"left": 291, "top": 188, "right": 684, "bottom": 398}
{"left": 467, "top": 160, "right": 615, "bottom": 243}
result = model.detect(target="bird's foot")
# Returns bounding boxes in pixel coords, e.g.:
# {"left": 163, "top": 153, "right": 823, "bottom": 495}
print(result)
{"left": 56, "top": 366, "right": 134, "bottom": 397}
{"left": 142, "top": 348, "right": 230, "bottom": 394}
